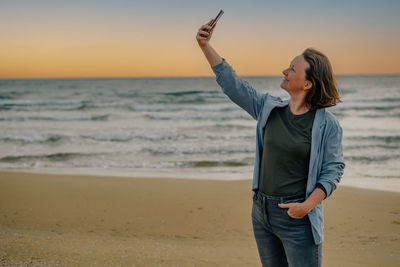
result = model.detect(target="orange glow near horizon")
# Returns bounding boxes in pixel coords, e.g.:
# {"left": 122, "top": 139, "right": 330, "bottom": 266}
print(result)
{"left": 2, "top": 38, "right": 399, "bottom": 79}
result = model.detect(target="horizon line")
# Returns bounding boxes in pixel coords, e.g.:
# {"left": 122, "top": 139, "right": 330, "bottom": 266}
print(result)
{"left": 1, "top": 73, "right": 400, "bottom": 80}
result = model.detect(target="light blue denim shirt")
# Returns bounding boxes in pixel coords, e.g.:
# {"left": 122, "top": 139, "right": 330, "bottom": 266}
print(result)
{"left": 211, "top": 58, "right": 345, "bottom": 245}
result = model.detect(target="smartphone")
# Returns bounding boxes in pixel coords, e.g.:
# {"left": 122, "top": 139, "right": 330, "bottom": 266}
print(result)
{"left": 209, "top": 9, "right": 224, "bottom": 28}
{"left": 200, "top": 10, "right": 224, "bottom": 37}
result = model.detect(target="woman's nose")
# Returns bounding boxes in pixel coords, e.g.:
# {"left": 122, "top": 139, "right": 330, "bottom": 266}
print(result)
{"left": 282, "top": 69, "right": 288, "bottom": 76}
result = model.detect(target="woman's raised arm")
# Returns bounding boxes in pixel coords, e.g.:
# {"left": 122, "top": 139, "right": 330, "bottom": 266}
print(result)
{"left": 196, "top": 20, "right": 265, "bottom": 120}
{"left": 196, "top": 19, "right": 223, "bottom": 67}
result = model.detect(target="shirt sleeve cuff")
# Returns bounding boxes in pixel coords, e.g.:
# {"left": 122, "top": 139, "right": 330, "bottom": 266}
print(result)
{"left": 211, "top": 58, "right": 228, "bottom": 75}
{"left": 316, "top": 183, "right": 328, "bottom": 199}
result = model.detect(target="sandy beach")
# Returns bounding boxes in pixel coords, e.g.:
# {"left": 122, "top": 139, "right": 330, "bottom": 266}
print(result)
{"left": 0, "top": 170, "right": 399, "bottom": 266}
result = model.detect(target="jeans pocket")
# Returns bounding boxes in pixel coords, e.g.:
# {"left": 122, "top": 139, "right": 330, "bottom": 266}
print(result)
{"left": 252, "top": 197, "right": 264, "bottom": 222}
{"left": 281, "top": 208, "right": 307, "bottom": 221}
{"left": 280, "top": 198, "right": 308, "bottom": 222}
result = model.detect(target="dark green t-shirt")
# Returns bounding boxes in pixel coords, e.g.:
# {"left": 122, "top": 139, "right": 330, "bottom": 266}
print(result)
{"left": 259, "top": 105, "right": 317, "bottom": 196}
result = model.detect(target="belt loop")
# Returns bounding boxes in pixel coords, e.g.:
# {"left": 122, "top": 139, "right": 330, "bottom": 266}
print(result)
{"left": 253, "top": 190, "right": 258, "bottom": 200}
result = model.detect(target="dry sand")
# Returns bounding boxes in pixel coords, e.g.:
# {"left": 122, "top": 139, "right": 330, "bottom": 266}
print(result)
{"left": 0, "top": 170, "right": 399, "bottom": 266}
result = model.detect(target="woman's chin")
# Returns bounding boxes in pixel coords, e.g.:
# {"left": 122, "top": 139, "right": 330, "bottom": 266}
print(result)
{"left": 280, "top": 85, "right": 289, "bottom": 93}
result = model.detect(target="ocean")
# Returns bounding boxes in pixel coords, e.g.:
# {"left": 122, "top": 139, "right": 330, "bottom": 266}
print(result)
{"left": 1, "top": 75, "right": 399, "bottom": 191}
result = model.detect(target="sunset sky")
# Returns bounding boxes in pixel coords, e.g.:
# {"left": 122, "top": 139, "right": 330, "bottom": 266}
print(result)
{"left": 1, "top": 0, "right": 399, "bottom": 79}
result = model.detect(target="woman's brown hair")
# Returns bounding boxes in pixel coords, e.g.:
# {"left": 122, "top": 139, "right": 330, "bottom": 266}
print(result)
{"left": 302, "top": 48, "right": 342, "bottom": 109}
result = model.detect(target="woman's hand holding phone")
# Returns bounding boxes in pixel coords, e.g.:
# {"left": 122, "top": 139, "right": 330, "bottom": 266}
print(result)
{"left": 196, "top": 19, "right": 216, "bottom": 48}
{"left": 197, "top": 11, "right": 224, "bottom": 67}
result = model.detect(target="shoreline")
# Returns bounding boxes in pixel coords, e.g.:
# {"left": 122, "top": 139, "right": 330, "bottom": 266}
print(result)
{"left": 1, "top": 170, "right": 399, "bottom": 266}
{"left": 2, "top": 167, "right": 400, "bottom": 193}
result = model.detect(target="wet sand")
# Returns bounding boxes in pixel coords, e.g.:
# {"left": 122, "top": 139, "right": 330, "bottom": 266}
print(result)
{"left": 0, "top": 170, "right": 399, "bottom": 266}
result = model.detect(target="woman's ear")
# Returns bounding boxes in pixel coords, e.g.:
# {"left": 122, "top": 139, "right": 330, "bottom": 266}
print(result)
{"left": 304, "top": 80, "right": 312, "bottom": 91}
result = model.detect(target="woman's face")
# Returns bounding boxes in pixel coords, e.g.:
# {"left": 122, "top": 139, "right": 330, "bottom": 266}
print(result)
{"left": 280, "top": 55, "right": 311, "bottom": 94}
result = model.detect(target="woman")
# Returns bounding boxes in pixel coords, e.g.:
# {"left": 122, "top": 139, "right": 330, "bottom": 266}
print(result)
{"left": 196, "top": 19, "right": 345, "bottom": 267}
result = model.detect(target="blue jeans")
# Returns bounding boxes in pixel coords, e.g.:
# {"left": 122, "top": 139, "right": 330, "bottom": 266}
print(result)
{"left": 252, "top": 190, "right": 322, "bottom": 267}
